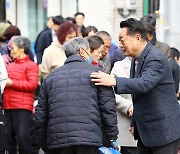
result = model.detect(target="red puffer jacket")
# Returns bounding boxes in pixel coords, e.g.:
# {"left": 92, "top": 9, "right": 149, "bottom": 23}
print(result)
{"left": 3, "top": 56, "right": 39, "bottom": 112}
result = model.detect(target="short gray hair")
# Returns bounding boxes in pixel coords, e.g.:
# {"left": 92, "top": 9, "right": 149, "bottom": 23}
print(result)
{"left": 12, "top": 36, "right": 31, "bottom": 54}
{"left": 95, "top": 31, "right": 111, "bottom": 41}
{"left": 63, "top": 37, "right": 89, "bottom": 57}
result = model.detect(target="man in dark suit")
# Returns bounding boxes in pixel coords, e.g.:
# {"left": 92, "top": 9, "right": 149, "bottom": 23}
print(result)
{"left": 35, "top": 15, "right": 64, "bottom": 64}
{"left": 74, "top": 12, "right": 86, "bottom": 37}
{"left": 91, "top": 18, "right": 180, "bottom": 154}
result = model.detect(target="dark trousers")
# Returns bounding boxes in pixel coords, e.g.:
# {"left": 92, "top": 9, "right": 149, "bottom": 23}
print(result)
{"left": 47, "top": 145, "right": 99, "bottom": 154}
{"left": 0, "top": 152, "right": 7, "bottom": 154}
{"left": 30, "top": 114, "right": 40, "bottom": 154}
{"left": 5, "top": 109, "right": 32, "bottom": 154}
{"left": 137, "top": 138, "right": 180, "bottom": 154}
{"left": 121, "top": 146, "right": 137, "bottom": 154}
{"left": 0, "top": 110, "right": 8, "bottom": 152}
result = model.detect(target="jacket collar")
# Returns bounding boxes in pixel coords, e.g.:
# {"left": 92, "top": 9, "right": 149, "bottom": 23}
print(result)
{"left": 136, "top": 42, "right": 152, "bottom": 75}
{"left": 138, "top": 42, "right": 151, "bottom": 59}
{"left": 14, "top": 55, "right": 30, "bottom": 64}
{"left": 131, "top": 42, "right": 152, "bottom": 77}
{"left": 64, "top": 55, "right": 86, "bottom": 65}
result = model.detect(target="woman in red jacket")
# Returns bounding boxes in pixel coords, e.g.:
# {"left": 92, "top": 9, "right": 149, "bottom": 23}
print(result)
{"left": 3, "top": 36, "right": 38, "bottom": 154}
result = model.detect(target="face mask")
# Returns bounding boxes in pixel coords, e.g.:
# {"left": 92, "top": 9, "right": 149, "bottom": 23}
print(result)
{"left": 84, "top": 49, "right": 92, "bottom": 64}
{"left": 88, "top": 56, "right": 93, "bottom": 64}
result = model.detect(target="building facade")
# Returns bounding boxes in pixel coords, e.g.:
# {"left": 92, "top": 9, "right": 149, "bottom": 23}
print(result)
{"left": 1, "top": 0, "right": 180, "bottom": 51}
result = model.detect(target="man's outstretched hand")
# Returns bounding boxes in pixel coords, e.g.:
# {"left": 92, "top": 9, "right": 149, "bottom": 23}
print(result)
{"left": 90, "top": 71, "right": 116, "bottom": 86}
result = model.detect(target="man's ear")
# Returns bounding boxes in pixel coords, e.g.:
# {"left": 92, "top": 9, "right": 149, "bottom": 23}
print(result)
{"left": 79, "top": 48, "right": 84, "bottom": 56}
{"left": 136, "top": 34, "right": 141, "bottom": 45}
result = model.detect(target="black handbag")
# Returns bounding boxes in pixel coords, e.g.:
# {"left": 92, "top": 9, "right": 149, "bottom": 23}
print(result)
{"left": 0, "top": 93, "right": 8, "bottom": 152}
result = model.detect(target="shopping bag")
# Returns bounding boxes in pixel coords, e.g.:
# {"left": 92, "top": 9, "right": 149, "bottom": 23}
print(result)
{"left": 99, "top": 146, "right": 121, "bottom": 154}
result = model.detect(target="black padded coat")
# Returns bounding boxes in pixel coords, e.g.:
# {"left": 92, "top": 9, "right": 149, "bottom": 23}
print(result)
{"left": 34, "top": 55, "right": 118, "bottom": 151}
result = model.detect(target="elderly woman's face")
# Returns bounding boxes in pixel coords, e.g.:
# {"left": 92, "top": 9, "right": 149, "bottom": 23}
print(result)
{"left": 10, "top": 42, "right": 24, "bottom": 59}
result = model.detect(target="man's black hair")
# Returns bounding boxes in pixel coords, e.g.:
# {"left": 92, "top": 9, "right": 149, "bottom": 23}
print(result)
{"left": 52, "top": 15, "right": 64, "bottom": 25}
{"left": 140, "top": 15, "right": 156, "bottom": 27}
{"left": 140, "top": 15, "right": 156, "bottom": 35}
{"left": 74, "top": 12, "right": 85, "bottom": 17}
{"left": 65, "top": 17, "right": 76, "bottom": 24}
{"left": 170, "top": 47, "right": 180, "bottom": 60}
{"left": 120, "top": 18, "right": 147, "bottom": 40}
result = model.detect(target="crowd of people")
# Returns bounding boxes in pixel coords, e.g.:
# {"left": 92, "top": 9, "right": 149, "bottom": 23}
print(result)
{"left": 0, "top": 12, "right": 179, "bottom": 154}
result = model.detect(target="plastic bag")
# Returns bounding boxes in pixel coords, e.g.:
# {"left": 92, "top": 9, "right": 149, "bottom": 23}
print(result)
{"left": 99, "top": 147, "right": 121, "bottom": 154}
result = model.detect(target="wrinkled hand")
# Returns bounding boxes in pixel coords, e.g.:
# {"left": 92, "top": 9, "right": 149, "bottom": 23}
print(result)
{"left": 90, "top": 71, "right": 116, "bottom": 86}
{"left": 109, "top": 140, "right": 119, "bottom": 150}
{"left": 128, "top": 104, "right": 133, "bottom": 117}
{"left": 129, "top": 127, "right": 134, "bottom": 137}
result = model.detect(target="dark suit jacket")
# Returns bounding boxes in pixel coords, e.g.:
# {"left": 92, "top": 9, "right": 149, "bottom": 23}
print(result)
{"left": 170, "top": 58, "right": 180, "bottom": 93}
{"left": 115, "top": 42, "right": 180, "bottom": 147}
{"left": 35, "top": 29, "right": 52, "bottom": 64}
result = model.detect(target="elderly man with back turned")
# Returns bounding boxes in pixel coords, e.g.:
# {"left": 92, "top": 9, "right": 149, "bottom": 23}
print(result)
{"left": 91, "top": 18, "right": 180, "bottom": 154}
{"left": 34, "top": 37, "right": 118, "bottom": 154}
